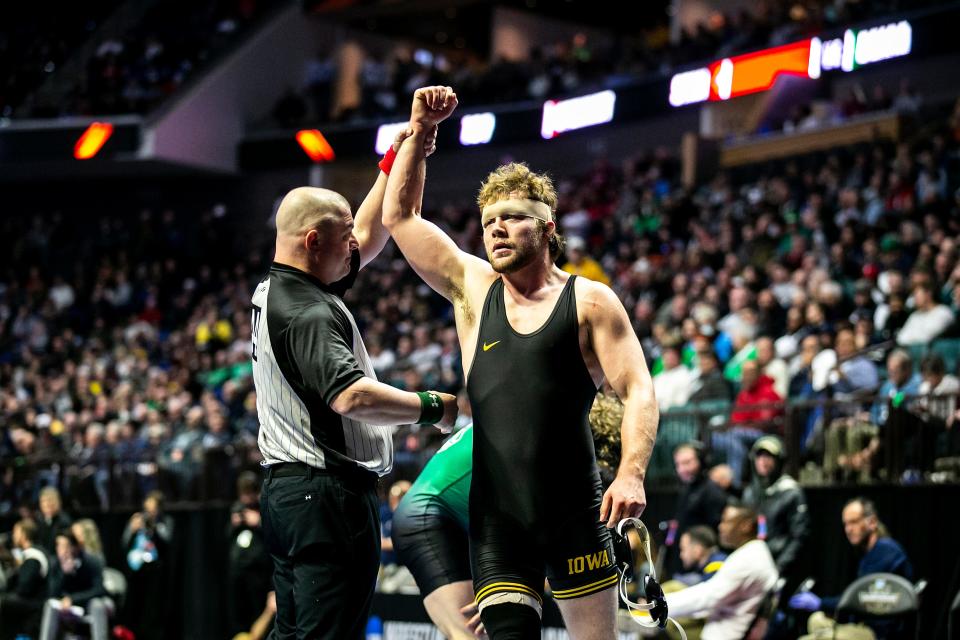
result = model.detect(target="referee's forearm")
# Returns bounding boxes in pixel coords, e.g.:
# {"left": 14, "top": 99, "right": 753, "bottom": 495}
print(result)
{"left": 330, "top": 376, "right": 423, "bottom": 425}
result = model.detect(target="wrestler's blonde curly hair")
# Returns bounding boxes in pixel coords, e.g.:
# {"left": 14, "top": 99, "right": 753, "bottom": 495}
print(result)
{"left": 589, "top": 391, "right": 623, "bottom": 477}
{"left": 477, "top": 162, "right": 565, "bottom": 259}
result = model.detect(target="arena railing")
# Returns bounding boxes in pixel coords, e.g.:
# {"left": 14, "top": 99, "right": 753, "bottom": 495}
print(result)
{"left": 646, "top": 391, "right": 960, "bottom": 490}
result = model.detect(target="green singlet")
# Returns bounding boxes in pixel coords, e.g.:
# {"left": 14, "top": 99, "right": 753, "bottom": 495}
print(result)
{"left": 401, "top": 423, "right": 473, "bottom": 530}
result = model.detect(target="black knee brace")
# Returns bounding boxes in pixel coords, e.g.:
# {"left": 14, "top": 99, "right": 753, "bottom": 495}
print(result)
{"left": 479, "top": 602, "right": 541, "bottom": 640}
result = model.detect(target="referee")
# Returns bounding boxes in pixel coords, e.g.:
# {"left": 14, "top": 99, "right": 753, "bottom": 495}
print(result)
{"left": 252, "top": 143, "right": 457, "bottom": 637}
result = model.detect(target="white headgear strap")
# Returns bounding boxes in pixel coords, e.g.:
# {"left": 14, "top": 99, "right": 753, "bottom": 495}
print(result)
{"left": 480, "top": 199, "right": 553, "bottom": 227}
{"left": 615, "top": 518, "right": 688, "bottom": 640}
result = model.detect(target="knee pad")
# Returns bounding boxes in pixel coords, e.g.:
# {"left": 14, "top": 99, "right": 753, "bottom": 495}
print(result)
{"left": 479, "top": 602, "right": 541, "bottom": 640}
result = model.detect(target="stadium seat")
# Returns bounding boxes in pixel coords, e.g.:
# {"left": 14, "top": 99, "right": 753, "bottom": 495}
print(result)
{"left": 103, "top": 567, "right": 128, "bottom": 610}
{"left": 834, "top": 573, "right": 925, "bottom": 640}
{"left": 695, "top": 399, "right": 734, "bottom": 419}
{"left": 742, "top": 577, "right": 786, "bottom": 640}
{"left": 648, "top": 409, "right": 700, "bottom": 483}
{"left": 932, "top": 339, "right": 960, "bottom": 374}
{"left": 907, "top": 345, "right": 928, "bottom": 372}
{"left": 54, "top": 568, "right": 128, "bottom": 640}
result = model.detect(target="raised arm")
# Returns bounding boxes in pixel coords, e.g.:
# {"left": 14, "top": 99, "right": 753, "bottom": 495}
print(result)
{"left": 586, "top": 283, "right": 659, "bottom": 528}
{"left": 383, "top": 86, "right": 484, "bottom": 302}
{"left": 354, "top": 127, "right": 437, "bottom": 269}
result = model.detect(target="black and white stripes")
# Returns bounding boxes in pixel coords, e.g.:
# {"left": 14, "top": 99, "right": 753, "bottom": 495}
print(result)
{"left": 252, "top": 279, "right": 325, "bottom": 469}
{"left": 250, "top": 269, "right": 393, "bottom": 476}
{"left": 332, "top": 296, "right": 393, "bottom": 474}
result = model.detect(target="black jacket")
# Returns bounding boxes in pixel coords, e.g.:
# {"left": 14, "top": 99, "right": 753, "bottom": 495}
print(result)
{"left": 48, "top": 552, "right": 107, "bottom": 607}
{"left": 676, "top": 474, "right": 728, "bottom": 534}
{"left": 743, "top": 472, "right": 809, "bottom": 577}
{"left": 11, "top": 547, "right": 50, "bottom": 602}
{"left": 35, "top": 512, "right": 72, "bottom": 554}
{"left": 689, "top": 370, "right": 733, "bottom": 404}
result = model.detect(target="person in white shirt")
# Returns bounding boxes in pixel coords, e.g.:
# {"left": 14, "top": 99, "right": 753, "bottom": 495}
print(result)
{"left": 916, "top": 353, "right": 960, "bottom": 423}
{"left": 897, "top": 282, "right": 955, "bottom": 346}
{"left": 756, "top": 336, "right": 789, "bottom": 400}
{"left": 654, "top": 345, "right": 694, "bottom": 411}
{"left": 664, "top": 503, "right": 779, "bottom": 640}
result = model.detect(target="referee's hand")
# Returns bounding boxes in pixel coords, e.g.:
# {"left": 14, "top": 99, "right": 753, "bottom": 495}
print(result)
{"left": 435, "top": 392, "right": 459, "bottom": 434}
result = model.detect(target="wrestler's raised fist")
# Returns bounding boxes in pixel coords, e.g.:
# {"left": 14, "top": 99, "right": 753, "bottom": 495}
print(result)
{"left": 411, "top": 86, "right": 458, "bottom": 130}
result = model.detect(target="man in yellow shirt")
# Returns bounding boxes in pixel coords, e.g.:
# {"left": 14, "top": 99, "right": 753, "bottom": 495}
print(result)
{"left": 561, "top": 236, "right": 610, "bottom": 285}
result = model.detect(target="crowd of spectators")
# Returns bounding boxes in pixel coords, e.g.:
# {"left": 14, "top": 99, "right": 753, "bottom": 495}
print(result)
{"left": 1, "top": 0, "right": 949, "bottom": 121}
{"left": 57, "top": 0, "right": 283, "bottom": 118}
{"left": 271, "top": 0, "right": 947, "bottom": 128}
{"left": 0, "top": 202, "right": 264, "bottom": 514}
{"left": 0, "top": 2, "right": 119, "bottom": 118}
{"left": 768, "top": 79, "right": 925, "bottom": 138}
{"left": 0, "top": 483, "right": 275, "bottom": 639}
{"left": 665, "top": 436, "right": 917, "bottom": 638}
{"left": 6, "top": 0, "right": 282, "bottom": 119}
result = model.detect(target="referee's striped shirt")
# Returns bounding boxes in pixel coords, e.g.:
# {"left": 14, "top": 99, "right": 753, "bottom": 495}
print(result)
{"left": 250, "top": 252, "right": 393, "bottom": 476}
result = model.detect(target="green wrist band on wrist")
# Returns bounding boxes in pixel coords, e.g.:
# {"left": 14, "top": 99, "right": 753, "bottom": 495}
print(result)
{"left": 417, "top": 391, "right": 444, "bottom": 425}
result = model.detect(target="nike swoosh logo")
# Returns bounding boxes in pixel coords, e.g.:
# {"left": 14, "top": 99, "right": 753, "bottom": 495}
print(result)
{"left": 483, "top": 341, "right": 500, "bottom": 352}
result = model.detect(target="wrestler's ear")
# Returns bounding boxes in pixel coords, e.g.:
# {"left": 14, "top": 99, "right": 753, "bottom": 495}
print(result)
{"left": 304, "top": 229, "right": 320, "bottom": 251}
{"left": 541, "top": 219, "right": 556, "bottom": 245}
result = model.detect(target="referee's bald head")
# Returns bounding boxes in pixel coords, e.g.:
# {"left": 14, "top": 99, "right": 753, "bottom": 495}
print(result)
{"left": 275, "top": 187, "right": 351, "bottom": 237}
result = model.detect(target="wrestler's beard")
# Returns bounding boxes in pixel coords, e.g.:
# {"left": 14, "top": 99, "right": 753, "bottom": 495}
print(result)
{"left": 488, "top": 234, "right": 543, "bottom": 273}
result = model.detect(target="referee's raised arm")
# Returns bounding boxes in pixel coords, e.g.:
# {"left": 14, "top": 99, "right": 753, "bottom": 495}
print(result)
{"left": 252, "top": 181, "right": 456, "bottom": 639}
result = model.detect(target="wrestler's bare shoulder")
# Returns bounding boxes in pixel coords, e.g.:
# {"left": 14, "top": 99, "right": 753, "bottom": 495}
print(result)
{"left": 574, "top": 276, "right": 623, "bottom": 322}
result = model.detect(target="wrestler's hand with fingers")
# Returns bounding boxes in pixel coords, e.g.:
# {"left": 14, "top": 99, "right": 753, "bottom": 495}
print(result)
{"left": 600, "top": 473, "right": 647, "bottom": 529}
{"left": 460, "top": 601, "right": 487, "bottom": 638}
{"left": 392, "top": 125, "right": 438, "bottom": 157}
{"left": 423, "top": 125, "right": 438, "bottom": 155}
{"left": 410, "top": 86, "right": 458, "bottom": 130}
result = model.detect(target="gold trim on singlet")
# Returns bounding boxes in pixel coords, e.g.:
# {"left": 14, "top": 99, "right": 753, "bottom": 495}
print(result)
{"left": 550, "top": 573, "right": 619, "bottom": 599}
{"left": 475, "top": 581, "right": 544, "bottom": 604}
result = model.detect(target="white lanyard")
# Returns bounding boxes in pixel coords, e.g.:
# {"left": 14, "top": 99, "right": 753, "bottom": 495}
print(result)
{"left": 615, "top": 518, "right": 688, "bottom": 640}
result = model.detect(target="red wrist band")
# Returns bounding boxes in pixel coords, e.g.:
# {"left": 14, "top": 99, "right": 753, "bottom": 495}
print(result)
{"left": 379, "top": 146, "right": 397, "bottom": 175}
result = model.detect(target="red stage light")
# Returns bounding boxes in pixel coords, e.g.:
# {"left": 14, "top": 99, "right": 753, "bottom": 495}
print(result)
{"left": 74, "top": 122, "right": 114, "bottom": 160}
{"left": 296, "top": 129, "right": 335, "bottom": 163}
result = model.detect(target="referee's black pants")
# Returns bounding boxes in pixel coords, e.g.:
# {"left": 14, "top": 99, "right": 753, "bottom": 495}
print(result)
{"left": 261, "top": 464, "right": 380, "bottom": 640}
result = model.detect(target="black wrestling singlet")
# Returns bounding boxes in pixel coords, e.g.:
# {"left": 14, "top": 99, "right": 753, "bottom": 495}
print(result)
{"left": 466, "top": 275, "right": 600, "bottom": 529}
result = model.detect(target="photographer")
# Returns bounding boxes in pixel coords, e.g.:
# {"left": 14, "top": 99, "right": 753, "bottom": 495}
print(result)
{"left": 227, "top": 473, "right": 271, "bottom": 636}
{"left": 122, "top": 491, "right": 173, "bottom": 563}
{"left": 121, "top": 491, "right": 173, "bottom": 640}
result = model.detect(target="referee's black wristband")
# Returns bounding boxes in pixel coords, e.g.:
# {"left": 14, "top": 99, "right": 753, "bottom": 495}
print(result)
{"left": 416, "top": 391, "right": 444, "bottom": 425}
